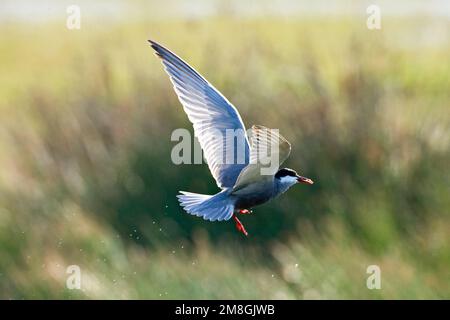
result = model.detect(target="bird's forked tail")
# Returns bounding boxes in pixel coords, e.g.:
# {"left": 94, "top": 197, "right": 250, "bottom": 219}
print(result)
{"left": 177, "top": 190, "right": 234, "bottom": 221}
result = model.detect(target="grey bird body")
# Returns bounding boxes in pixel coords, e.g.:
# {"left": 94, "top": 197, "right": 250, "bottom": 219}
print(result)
{"left": 232, "top": 177, "right": 275, "bottom": 209}
{"left": 149, "top": 39, "right": 313, "bottom": 235}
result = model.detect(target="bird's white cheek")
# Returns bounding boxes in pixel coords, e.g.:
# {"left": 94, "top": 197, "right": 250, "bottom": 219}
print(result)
{"left": 279, "top": 176, "right": 298, "bottom": 189}
{"left": 281, "top": 176, "right": 297, "bottom": 185}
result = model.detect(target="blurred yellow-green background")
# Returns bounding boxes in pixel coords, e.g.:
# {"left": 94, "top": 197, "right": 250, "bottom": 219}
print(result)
{"left": 0, "top": 0, "right": 449, "bottom": 299}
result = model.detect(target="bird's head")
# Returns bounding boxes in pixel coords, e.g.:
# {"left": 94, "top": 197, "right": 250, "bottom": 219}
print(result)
{"left": 275, "top": 168, "right": 314, "bottom": 191}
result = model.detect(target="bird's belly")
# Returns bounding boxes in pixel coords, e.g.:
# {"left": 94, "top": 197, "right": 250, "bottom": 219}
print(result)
{"left": 232, "top": 182, "right": 274, "bottom": 209}
{"left": 234, "top": 194, "right": 271, "bottom": 209}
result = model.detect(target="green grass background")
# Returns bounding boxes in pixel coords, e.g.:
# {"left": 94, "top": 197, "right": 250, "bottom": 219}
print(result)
{"left": 0, "top": 4, "right": 449, "bottom": 299}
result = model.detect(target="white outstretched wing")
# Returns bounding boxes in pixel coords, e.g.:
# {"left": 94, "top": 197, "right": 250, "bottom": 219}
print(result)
{"left": 149, "top": 40, "right": 250, "bottom": 189}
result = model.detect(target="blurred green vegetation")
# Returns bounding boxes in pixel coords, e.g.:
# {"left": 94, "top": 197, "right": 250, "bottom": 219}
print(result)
{"left": 0, "top": 14, "right": 449, "bottom": 299}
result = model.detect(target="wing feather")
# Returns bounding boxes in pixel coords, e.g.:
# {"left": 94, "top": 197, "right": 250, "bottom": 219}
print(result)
{"left": 232, "top": 125, "right": 291, "bottom": 192}
{"left": 149, "top": 40, "right": 250, "bottom": 188}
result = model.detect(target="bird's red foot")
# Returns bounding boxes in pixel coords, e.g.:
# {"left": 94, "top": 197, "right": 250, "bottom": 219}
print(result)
{"left": 238, "top": 209, "right": 252, "bottom": 215}
{"left": 233, "top": 214, "right": 248, "bottom": 236}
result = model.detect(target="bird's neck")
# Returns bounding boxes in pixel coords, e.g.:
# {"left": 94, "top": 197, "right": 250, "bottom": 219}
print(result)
{"left": 274, "top": 179, "right": 294, "bottom": 197}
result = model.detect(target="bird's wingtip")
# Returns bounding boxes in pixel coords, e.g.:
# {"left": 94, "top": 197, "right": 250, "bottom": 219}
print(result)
{"left": 148, "top": 39, "right": 164, "bottom": 58}
{"left": 148, "top": 39, "right": 159, "bottom": 49}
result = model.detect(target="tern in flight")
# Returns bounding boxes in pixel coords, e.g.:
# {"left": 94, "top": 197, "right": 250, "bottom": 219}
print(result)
{"left": 149, "top": 40, "right": 313, "bottom": 236}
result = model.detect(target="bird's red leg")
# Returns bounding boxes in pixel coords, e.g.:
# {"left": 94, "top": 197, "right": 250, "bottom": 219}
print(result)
{"left": 238, "top": 209, "right": 252, "bottom": 215}
{"left": 232, "top": 214, "right": 248, "bottom": 236}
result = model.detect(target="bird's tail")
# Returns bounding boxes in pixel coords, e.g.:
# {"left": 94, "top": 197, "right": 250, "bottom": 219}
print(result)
{"left": 177, "top": 190, "right": 234, "bottom": 221}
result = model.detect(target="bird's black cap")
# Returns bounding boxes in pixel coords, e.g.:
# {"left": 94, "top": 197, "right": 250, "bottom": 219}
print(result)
{"left": 275, "top": 168, "right": 298, "bottom": 179}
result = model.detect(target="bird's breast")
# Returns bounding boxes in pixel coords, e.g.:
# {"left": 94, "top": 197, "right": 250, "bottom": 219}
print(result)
{"left": 231, "top": 179, "right": 275, "bottom": 209}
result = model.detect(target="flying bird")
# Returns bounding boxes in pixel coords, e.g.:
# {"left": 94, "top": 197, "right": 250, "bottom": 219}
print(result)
{"left": 149, "top": 39, "right": 314, "bottom": 236}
